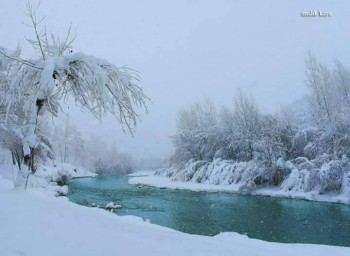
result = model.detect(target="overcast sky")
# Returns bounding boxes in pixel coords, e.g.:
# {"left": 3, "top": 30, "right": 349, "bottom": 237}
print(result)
{"left": 1, "top": 0, "right": 350, "bottom": 162}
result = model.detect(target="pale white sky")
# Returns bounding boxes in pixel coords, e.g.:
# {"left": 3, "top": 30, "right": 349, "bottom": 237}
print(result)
{"left": 1, "top": 0, "right": 350, "bottom": 161}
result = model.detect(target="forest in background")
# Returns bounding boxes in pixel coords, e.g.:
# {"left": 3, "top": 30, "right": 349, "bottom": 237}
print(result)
{"left": 161, "top": 54, "right": 350, "bottom": 195}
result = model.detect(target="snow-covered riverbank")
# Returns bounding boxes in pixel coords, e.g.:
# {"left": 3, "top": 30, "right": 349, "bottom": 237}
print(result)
{"left": 135, "top": 158, "right": 350, "bottom": 205}
{"left": 0, "top": 163, "right": 96, "bottom": 197}
{"left": 129, "top": 173, "right": 350, "bottom": 205}
{"left": 1, "top": 166, "right": 349, "bottom": 256}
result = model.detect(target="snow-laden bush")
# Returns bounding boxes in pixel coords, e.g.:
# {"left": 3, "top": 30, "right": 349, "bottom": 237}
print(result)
{"left": 170, "top": 160, "right": 208, "bottom": 182}
{"left": 291, "top": 157, "right": 315, "bottom": 170}
{"left": 280, "top": 156, "right": 349, "bottom": 194}
{"left": 309, "top": 159, "right": 348, "bottom": 194}
{"left": 275, "top": 157, "right": 294, "bottom": 181}
{"left": 311, "top": 153, "right": 332, "bottom": 168}
{"left": 157, "top": 159, "right": 273, "bottom": 190}
{"left": 280, "top": 168, "right": 310, "bottom": 192}
{"left": 155, "top": 166, "right": 178, "bottom": 178}
{"left": 191, "top": 159, "right": 244, "bottom": 185}
{"left": 158, "top": 156, "right": 350, "bottom": 197}
{"left": 240, "top": 161, "right": 271, "bottom": 187}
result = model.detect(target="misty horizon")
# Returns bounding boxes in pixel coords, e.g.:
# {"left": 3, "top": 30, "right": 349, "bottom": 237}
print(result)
{"left": 1, "top": 0, "right": 349, "bottom": 165}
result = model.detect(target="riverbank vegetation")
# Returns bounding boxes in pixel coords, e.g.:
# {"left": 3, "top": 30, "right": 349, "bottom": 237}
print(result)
{"left": 159, "top": 54, "right": 350, "bottom": 199}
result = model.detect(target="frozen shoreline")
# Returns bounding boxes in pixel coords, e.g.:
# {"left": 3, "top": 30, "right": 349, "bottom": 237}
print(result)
{"left": 1, "top": 167, "right": 349, "bottom": 256}
{"left": 128, "top": 172, "right": 350, "bottom": 205}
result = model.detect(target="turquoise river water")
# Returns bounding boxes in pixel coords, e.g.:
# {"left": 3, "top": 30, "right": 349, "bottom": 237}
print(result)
{"left": 68, "top": 175, "right": 350, "bottom": 247}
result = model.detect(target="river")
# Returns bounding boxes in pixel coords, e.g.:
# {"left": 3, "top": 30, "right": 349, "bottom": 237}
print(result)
{"left": 68, "top": 175, "right": 350, "bottom": 247}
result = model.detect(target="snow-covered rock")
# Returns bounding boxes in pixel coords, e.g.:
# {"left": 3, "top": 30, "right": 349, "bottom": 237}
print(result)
{"left": 105, "top": 202, "right": 122, "bottom": 210}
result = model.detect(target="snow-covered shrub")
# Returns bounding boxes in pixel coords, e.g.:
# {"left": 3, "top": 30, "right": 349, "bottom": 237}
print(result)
{"left": 280, "top": 168, "right": 310, "bottom": 192}
{"left": 291, "top": 157, "right": 315, "bottom": 170}
{"left": 254, "top": 115, "right": 296, "bottom": 166}
{"left": 309, "top": 160, "right": 348, "bottom": 194}
{"left": 275, "top": 158, "right": 294, "bottom": 183}
{"left": 192, "top": 159, "right": 240, "bottom": 185}
{"left": 291, "top": 131, "right": 308, "bottom": 157}
{"left": 191, "top": 163, "right": 210, "bottom": 183}
{"left": 171, "top": 160, "right": 208, "bottom": 182}
{"left": 158, "top": 155, "right": 350, "bottom": 197}
{"left": 155, "top": 166, "right": 179, "bottom": 178}
{"left": 162, "top": 56, "right": 350, "bottom": 199}
{"left": 280, "top": 157, "right": 349, "bottom": 194}
{"left": 241, "top": 161, "right": 271, "bottom": 187}
{"left": 303, "top": 142, "right": 318, "bottom": 160}
{"left": 157, "top": 159, "right": 271, "bottom": 190}
{"left": 333, "top": 134, "right": 350, "bottom": 158}
{"left": 311, "top": 153, "right": 332, "bottom": 168}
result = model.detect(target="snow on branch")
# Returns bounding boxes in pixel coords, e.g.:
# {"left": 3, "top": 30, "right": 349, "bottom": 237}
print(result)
{"left": 63, "top": 53, "right": 149, "bottom": 132}
{"left": 0, "top": 2, "right": 149, "bottom": 174}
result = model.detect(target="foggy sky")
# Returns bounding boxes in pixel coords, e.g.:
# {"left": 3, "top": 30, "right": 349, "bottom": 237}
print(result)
{"left": 1, "top": 0, "right": 350, "bottom": 161}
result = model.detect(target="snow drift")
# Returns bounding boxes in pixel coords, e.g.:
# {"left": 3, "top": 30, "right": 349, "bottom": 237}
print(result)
{"left": 2, "top": 163, "right": 95, "bottom": 196}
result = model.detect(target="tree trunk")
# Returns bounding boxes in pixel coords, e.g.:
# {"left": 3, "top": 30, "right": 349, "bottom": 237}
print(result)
{"left": 15, "top": 151, "right": 22, "bottom": 170}
{"left": 11, "top": 152, "right": 16, "bottom": 166}
{"left": 23, "top": 99, "right": 44, "bottom": 173}
{"left": 23, "top": 148, "right": 36, "bottom": 173}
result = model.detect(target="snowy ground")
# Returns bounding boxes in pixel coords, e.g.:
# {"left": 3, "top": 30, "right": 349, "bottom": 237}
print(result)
{"left": 129, "top": 170, "right": 350, "bottom": 205}
{"left": 0, "top": 167, "right": 349, "bottom": 256}
{"left": 0, "top": 163, "right": 95, "bottom": 197}
{"left": 129, "top": 171, "right": 242, "bottom": 191}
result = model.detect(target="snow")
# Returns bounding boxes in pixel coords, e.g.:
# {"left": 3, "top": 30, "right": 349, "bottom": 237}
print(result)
{"left": 0, "top": 167, "right": 349, "bottom": 256}
{"left": 35, "top": 163, "right": 96, "bottom": 180}
{"left": 129, "top": 173, "right": 242, "bottom": 192}
{"left": 105, "top": 202, "right": 122, "bottom": 209}
{"left": 128, "top": 169, "right": 156, "bottom": 177}
{"left": 149, "top": 158, "right": 350, "bottom": 205}
{"left": 0, "top": 163, "right": 95, "bottom": 196}
{"left": 129, "top": 170, "right": 350, "bottom": 205}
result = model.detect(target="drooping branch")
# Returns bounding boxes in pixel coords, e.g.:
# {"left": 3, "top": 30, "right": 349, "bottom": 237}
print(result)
{"left": 0, "top": 2, "right": 149, "bottom": 176}
{"left": 0, "top": 49, "right": 42, "bottom": 70}
{"left": 61, "top": 53, "right": 149, "bottom": 133}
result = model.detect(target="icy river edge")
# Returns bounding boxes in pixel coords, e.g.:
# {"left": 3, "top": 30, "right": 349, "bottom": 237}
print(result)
{"left": 128, "top": 170, "right": 350, "bottom": 205}
{"left": 0, "top": 166, "right": 349, "bottom": 256}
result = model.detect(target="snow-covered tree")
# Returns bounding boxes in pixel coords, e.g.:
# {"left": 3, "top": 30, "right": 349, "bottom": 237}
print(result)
{"left": 305, "top": 53, "right": 338, "bottom": 127}
{"left": 231, "top": 89, "right": 262, "bottom": 161}
{"left": 92, "top": 144, "right": 134, "bottom": 175}
{"left": 171, "top": 100, "right": 219, "bottom": 163}
{"left": 0, "top": 3, "right": 148, "bottom": 175}
{"left": 254, "top": 114, "right": 295, "bottom": 166}
{"left": 304, "top": 55, "right": 350, "bottom": 159}
{"left": 214, "top": 106, "right": 236, "bottom": 159}
{"left": 52, "top": 114, "right": 84, "bottom": 164}
{"left": 164, "top": 54, "right": 350, "bottom": 195}
{"left": 0, "top": 46, "right": 25, "bottom": 169}
{"left": 334, "top": 60, "right": 350, "bottom": 112}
